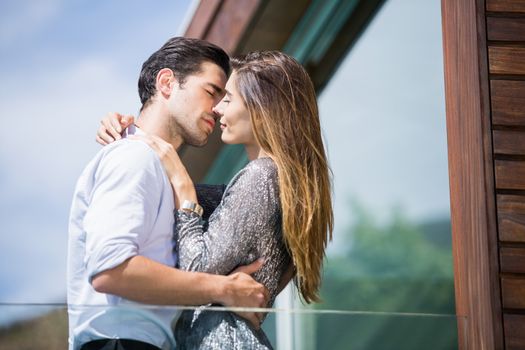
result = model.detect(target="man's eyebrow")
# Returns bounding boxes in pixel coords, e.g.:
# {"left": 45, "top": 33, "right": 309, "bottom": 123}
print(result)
{"left": 206, "top": 82, "right": 224, "bottom": 95}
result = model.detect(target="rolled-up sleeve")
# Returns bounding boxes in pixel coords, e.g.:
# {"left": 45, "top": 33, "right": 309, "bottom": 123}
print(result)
{"left": 83, "top": 142, "right": 163, "bottom": 282}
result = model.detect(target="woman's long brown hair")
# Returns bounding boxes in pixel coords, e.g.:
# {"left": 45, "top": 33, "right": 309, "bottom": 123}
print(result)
{"left": 231, "top": 51, "right": 334, "bottom": 303}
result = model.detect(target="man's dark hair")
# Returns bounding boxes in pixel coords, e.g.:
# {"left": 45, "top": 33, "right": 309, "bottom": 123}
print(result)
{"left": 138, "top": 37, "right": 230, "bottom": 110}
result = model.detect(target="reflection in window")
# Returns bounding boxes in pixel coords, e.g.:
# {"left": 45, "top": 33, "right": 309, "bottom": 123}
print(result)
{"left": 297, "top": 0, "right": 455, "bottom": 348}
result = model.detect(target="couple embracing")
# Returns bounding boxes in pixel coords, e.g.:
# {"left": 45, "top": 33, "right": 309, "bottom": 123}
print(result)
{"left": 68, "top": 37, "right": 333, "bottom": 350}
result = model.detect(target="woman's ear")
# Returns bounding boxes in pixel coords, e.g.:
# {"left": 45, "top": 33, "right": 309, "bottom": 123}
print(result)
{"left": 156, "top": 68, "right": 176, "bottom": 97}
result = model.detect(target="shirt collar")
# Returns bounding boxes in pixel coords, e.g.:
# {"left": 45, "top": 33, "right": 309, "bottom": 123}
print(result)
{"left": 122, "top": 124, "right": 146, "bottom": 138}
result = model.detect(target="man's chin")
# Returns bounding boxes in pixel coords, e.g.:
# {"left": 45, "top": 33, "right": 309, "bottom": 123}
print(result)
{"left": 185, "top": 137, "right": 208, "bottom": 148}
{"left": 181, "top": 130, "right": 211, "bottom": 148}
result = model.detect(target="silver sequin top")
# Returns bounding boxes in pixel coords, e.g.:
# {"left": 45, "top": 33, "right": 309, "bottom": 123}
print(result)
{"left": 174, "top": 157, "right": 291, "bottom": 349}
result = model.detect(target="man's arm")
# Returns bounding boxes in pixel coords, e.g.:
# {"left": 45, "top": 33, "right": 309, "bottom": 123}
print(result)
{"left": 85, "top": 142, "right": 267, "bottom": 327}
{"left": 92, "top": 256, "right": 269, "bottom": 326}
{"left": 92, "top": 255, "right": 267, "bottom": 306}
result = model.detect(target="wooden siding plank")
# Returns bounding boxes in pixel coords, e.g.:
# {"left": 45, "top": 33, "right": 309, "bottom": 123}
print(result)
{"left": 489, "top": 46, "right": 525, "bottom": 75}
{"left": 487, "top": 0, "right": 525, "bottom": 12}
{"left": 491, "top": 80, "right": 525, "bottom": 126}
{"left": 502, "top": 276, "right": 525, "bottom": 309}
{"left": 487, "top": 17, "right": 525, "bottom": 42}
{"left": 184, "top": 0, "right": 222, "bottom": 39}
{"left": 442, "top": 0, "right": 503, "bottom": 348}
{"left": 504, "top": 314, "right": 525, "bottom": 349}
{"left": 498, "top": 195, "right": 525, "bottom": 242}
{"left": 500, "top": 247, "right": 525, "bottom": 272}
{"left": 495, "top": 160, "right": 525, "bottom": 190}
{"left": 493, "top": 130, "right": 525, "bottom": 155}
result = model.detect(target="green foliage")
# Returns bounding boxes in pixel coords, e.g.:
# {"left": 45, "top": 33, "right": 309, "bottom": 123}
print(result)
{"left": 308, "top": 200, "right": 458, "bottom": 349}
{"left": 336, "top": 201, "right": 453, "bottom": 279}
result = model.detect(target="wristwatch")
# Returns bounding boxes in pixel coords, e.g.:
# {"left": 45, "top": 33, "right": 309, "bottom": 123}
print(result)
{"left": 181, "top": 200, "right": 204, "bottom": 217}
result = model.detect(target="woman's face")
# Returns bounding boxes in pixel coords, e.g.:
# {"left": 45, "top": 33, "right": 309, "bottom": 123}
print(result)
{"left": 213, "top": 71, "right": 257, "bottom": 146}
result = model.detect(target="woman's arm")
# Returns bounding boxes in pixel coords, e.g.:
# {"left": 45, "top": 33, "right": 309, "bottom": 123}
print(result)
{"left": 175, "top": 158, "right": 290, "bottom": 306}
{"left": 176, "top": 160, "right": 284, "bottom": 279}
{"left": 128, "top": 135, "right": 287, "bottom": 297}
{"left": 128, "top": 134, "right": 196, "bottom": 208}
{"left": 95, "top": 119, "right": 224, "bottom": 218}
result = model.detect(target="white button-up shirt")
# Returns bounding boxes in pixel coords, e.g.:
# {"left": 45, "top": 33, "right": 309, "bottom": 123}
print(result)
{"left": 67, "top": 126, "right": 178, "bottom": 349}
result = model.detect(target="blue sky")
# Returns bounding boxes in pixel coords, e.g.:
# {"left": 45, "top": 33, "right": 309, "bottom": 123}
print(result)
{"left": 318, "top": 0, "right": 449, "bottom": 253}
{"left": 0, "top": 0, "right": 450, "bottom": 324}
{"left": 0, "top": 0, "right": 193, "bottom": 312}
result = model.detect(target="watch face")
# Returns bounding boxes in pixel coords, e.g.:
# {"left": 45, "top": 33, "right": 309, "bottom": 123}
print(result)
{"left": 182, "top": 200, "right": 203, "bottom": 217}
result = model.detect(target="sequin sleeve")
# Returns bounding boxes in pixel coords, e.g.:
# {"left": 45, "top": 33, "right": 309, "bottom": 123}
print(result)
{"left": 175, "top": 158, "right": 290, "bottom": 301}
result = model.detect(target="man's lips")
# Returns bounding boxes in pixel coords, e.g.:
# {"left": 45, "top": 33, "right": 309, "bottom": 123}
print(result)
{"left": 203, "top": 118, "right": 215, "bottom": 130}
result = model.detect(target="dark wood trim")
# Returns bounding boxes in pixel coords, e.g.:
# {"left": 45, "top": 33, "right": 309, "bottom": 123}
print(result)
{"left": 487, "top": 16, "right": 525, "bottom": 41}
{"left": 502, "top": 276, "right": 525, "bottom": 309}
{"left": 487, "top": 0, "right": 525, "bottom": 13}
{"left": 498, "top": 194, "right": 525, "bottom": 243}
{"left": 488, "top": 46, "right": 525, "bottom": 75}
{"left": 200, "top": 0, "right": 263, "bottom": 54}
{"left": 504, "top": 314, "right": 525, "bottom": 348}
{"left": 491, "top": 79, "right": 525, "bottom": 127}
{"left": 236, "top": 0, "right": 311, "bottom": 54}
{"left": 184, "top": 0, "right": 223, "bottom": 39}
{"left": 184, "top": 0, "right": 264, "bottom": 55}
{"left": 495, "top": 160, "right": 525, "bottom": 190}
{"left": 493, "top": 130, "right": 525, "bottom": 155}
{"left": 441, "top": 0, "right": 504, "bottom": 348}
{"left": 500, "top": 246, "right": 525, "bottom": 273}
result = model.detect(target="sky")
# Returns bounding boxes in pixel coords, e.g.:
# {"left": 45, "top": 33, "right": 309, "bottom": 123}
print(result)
{"left": 0, "top": 0, "right": 193, "bottom": 320}
{"left": 318, "top": 0, "right": 450, "bottom": 253}
{"left": 0, "top": 0, "right": 450, "bottom": 325}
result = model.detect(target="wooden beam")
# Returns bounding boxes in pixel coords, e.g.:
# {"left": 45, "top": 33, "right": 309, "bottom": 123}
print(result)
{"left": 441, "top": 0, "right": 504, "bottom": 348}
{"left": 184, "top": 0, "right": 222, "bottom": 39}
{"left": 184, "top": 0, "right": 263, "bottom": 55}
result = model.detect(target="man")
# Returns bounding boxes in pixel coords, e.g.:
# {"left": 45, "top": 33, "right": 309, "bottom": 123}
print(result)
{"left": 68, "top": 37, "right": 268, "bottom": 350}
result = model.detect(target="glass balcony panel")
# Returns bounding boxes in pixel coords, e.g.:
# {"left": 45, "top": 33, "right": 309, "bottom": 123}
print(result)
{"left": 0, "top": 304, "right": 466, "bottom": 349}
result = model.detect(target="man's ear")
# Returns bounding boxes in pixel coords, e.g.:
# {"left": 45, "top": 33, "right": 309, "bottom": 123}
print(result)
{"left": 156, "top": 68, "right": 176, "bottom": 97}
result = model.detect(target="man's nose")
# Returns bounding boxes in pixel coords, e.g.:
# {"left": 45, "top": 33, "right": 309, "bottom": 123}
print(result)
{"left": 212, "top": 105, "right": 223, "bottom": 119}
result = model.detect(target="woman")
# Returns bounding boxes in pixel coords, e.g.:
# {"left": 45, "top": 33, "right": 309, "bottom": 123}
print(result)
{"left": 97, "top": 51, "right": 333, "bottom": 349}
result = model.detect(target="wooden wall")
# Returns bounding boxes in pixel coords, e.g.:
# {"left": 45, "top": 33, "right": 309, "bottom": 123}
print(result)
{"left": 443, "top": 0, "right": 525, "bottom": 348}
{"left": 487, "top": 0, "right": 525, "bottom": 348}
{"left": 442, "top": 0, "right": 502, "bottom": 347}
